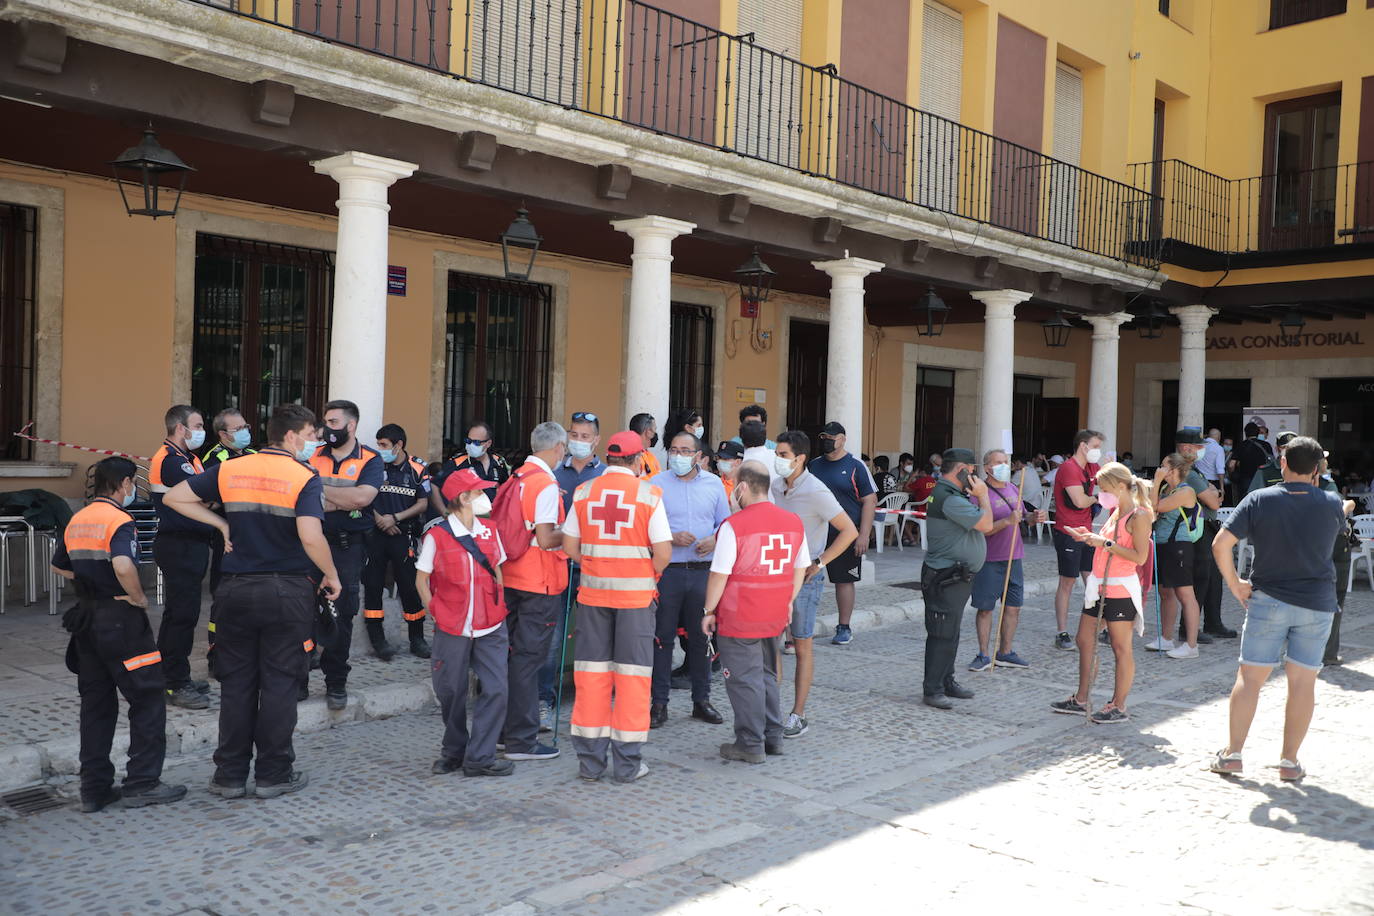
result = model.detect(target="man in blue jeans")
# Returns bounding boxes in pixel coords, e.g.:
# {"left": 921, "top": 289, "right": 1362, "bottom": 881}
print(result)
{"left": 1210, "top": 436, "right": 1348, "bottom": 782}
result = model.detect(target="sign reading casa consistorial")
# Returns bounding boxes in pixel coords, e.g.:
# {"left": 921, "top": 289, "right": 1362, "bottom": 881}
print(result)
{"left": 1207, "top": 331, "right": 1365, "bottom": 351}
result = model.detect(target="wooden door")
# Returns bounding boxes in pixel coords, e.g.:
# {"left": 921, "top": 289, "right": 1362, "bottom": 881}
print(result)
{"left": 786, "top": 319, "right": 828, "bottom": 445}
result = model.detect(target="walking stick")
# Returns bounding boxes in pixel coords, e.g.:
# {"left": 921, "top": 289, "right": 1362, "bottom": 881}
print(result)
{"left": 552, "top": 560, "right": 573, "bottom": 748}
{"left": 990, "top": 467, "right": 1030, "bottom": 670}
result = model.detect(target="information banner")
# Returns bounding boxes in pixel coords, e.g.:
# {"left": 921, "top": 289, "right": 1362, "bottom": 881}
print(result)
{"left": 1242, "top": 406, "right": 1301, "bottom": 437}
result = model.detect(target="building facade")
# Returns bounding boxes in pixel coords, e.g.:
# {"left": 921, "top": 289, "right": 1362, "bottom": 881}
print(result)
{"left": 0, "top": 0, "right": 1370, "bottom": 496}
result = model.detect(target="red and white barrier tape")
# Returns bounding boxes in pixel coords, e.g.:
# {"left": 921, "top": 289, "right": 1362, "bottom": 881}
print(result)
{"left": 12, "top": 422, "right": 152, "bottom": 462}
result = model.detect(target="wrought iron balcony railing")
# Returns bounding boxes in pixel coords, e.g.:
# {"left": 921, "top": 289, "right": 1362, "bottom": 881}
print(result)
{"left": 190, "top": 0, "right": 1160, "bottom": 265}
{"left": 1128, "top": 158, "right": 1374, "bottom": 264}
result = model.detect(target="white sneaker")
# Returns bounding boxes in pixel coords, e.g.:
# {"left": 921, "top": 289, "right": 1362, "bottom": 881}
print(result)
{"left": 1166, "top": 643, "right": 1199, "bottom": 659}
{"left": 538, "top": 702, "right": 554, "bottom": 733}
{"left": 1144, "top": 635, "right": 1174, "bottom": 652}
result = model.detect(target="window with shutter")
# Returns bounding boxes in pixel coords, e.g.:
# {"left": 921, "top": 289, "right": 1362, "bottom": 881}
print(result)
{"left": 1048, "top": 62, "right": 1083, "bottom": 246}
{"left": 467, "top": 0, "right": 582, "bottom": 107}
{"left": 917, "top": 1, "right": 963, "bottom": 213}
{"left": 734, "top": 0, "right": 804, "bottom": 166}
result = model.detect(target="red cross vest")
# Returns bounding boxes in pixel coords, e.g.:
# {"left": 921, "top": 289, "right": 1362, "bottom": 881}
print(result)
{"left": 571, "top": 470, "right": 661, "bottom": 609}
{"left": 426, "top": 519, "right": 508, "bottom": 636}
{"left": 715, "top": 501, "right": 806, "bottom": 638}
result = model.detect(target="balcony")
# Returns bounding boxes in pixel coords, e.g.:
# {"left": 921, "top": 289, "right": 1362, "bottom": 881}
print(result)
{"left": 187, "top": 0, "right": 1159, "bottom": 267}
{"left": 1128, "top": 159, "right": 1374, "bottom": 270}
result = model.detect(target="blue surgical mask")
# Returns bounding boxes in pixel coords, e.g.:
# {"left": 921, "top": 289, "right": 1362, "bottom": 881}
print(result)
{"left": 231, "top": 428, "right": 252, "bottom": 451}
{"left": 669, "top": 454, "right": 695, "bottom": 477}
{"left": 297, "top": 440, "right": 322, "bottom": 462}
{"left": 991, "top": 463, "right": 1011, "bottom": 483}
{"left": 465, "top": 441, "right": 486, "bottom": 459}
{"left": 122, "top": 486, "right": 136, "bottom": 508}
{"left": 379, "top": 449, "right": 397, "bottom": 464}
{"left": 186, "top": 429, "right": 206, "bottom": 450}
{"left": 567, "top": 440, "right": 593, "bottom": 460}
{"left": 1257, "top": 434, "right": 1267, "bottom": 442}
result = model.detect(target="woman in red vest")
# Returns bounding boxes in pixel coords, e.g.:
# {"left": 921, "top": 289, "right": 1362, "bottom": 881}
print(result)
{"left": 702, "top": 461, "right": 809, "bottom": 764}
{"left": 416, "top": 469, "right": 512, "bottom": 777}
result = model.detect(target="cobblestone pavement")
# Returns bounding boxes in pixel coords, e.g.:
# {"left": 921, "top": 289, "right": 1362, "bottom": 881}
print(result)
{"left": 3, "top": 556, "right": 1372, "bottom": 915}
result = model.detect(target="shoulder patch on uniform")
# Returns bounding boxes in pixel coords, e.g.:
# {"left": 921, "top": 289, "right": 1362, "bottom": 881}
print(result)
{"left": 181, "top": 462, "right": 196, "bottom": 475}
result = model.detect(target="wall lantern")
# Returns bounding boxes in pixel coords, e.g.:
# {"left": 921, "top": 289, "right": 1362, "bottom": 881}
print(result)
{"left": 110, "top": 126, "right": 194, "bottom": 219}
{"left": 916, "top": 285, "right": 949, "bottom": 337}
{"left": 733, "top": 247, "right": 775, "bottom": 315}
{"left": 1041, "top": 310, "right": 1073, "bottom": 349}
{"left": 500, "top": 207, "right": 542, "bottom": 280}
{"left": 1136, "top": 301, "right": 1167, "bottom": 340}
{"left": 1278, "top": 309, "right": 1306, "bottom": 338}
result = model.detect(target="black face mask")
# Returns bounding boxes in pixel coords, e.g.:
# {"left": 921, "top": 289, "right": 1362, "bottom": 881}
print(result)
{"left": 648, "top": 432, "right": 659, "bottom": 449}
{"left": 323, "top": 425, "right": 349, "bottom": 449}
{"left": 818, "top": 438, "right": 838, "bottom": 455}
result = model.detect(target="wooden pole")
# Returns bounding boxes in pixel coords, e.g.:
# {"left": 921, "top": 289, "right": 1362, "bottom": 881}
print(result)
{"left": 989, "top": 466, "right": 1030, "bottom": 670}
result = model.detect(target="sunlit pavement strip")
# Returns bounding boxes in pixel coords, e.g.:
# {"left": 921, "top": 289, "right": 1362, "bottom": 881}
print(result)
{"left": 2, "top": 573, "right": 1371, "bottom": 914}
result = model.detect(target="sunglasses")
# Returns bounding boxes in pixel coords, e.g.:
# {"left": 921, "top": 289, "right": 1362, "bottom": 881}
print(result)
{"left": 572, "top": 411, "right": 598, "bottom": 423}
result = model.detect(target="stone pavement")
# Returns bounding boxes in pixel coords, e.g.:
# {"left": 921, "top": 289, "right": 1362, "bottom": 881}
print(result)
{"left": 2, "top": 547, "right": 1372, "bottom": 915}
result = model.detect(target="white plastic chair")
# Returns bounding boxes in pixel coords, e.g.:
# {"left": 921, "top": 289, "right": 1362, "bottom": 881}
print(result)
{"left": 872, "top": 493, "right": 909, "bottom": 553}
{"left": 1214, "top": 506, "right": 1253, "bottom": 575}
{"left": 1349, "top": 516, "right": 1374, "bottom": 592}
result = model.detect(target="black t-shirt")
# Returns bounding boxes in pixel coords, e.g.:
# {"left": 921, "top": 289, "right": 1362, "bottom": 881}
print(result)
{"left": 1232, "top": 438, "right": 1272, "bottom": 491}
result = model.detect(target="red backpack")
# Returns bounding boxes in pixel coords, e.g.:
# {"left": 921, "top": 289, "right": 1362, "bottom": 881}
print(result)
{"left": 487, "top": 467, "right": 535, "bottom": 564}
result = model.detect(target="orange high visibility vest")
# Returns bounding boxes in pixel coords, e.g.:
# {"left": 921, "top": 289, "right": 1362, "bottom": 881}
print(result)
{"left": 64, "top": 499, "right": 133, "bottom": 564}
{"left": 501, "top": 460, "right": 569, "bottom": 595}
{"left": 149, "top": 442, "right": 203, "bottom": 494}
{"left": 638, "top": 450, "right": 661, "bottom": 478}
{"left": 572, "top": 471, "right": 661, "bottom": 609}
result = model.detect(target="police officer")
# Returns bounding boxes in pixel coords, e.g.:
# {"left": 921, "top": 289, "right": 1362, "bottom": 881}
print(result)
{"left": 921, "top": 447, "right": 993, "bottom": 710}
{"left": 362, "top": 423, "right": 432, "bottom": 661}
{"left": 308, "top": 399, "right": 383, "bottom": 710}
{"left": 165, "top": 404, "right": 341, "bottom": 799}
{"left": 54, "top": 457, "right": 188, "bottom": 813}
{"left": 204, "top": 407, "right": 257, "bottom": 597}
{"left": 150, "top": 404, "right": 213, "bottom": 710}
{"left": 430, "top": 420, "right": 510, "bottom": 513}
{"left": 629, "top": 412, "right": 662, "bottom": 477}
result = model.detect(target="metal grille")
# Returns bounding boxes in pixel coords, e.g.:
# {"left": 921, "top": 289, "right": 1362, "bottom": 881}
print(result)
{"left": 0, "top": 204, "right": 37, "bottom": 461}
{"left": 443, "top": 272, "right": 552, "bottom": 462}
{"left": 2, "top": 785, "right": 65, "bottom": 816}
{"left": 669, "top": 303, "right": 714, "bottom": 442}
{"left": 191, "top": 234, "right": 333, "bottom": 433}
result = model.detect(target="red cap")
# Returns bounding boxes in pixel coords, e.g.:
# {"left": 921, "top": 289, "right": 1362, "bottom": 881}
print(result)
{"left": 605, "top": 430, "right": 644, "bottom": 457}
{"left": 441, "top": 468, "right": 488, "bottom": 502}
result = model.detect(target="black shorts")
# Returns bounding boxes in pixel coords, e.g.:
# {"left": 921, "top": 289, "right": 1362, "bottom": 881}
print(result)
{"left": 1156, "top": 540, "right": 1196, "bottom": 589}
{"left": 1084, "top": 596, "right": 1138, "bottom": 622}
{"left": 825, "top": 537, "right": 862, "bottom": 584}
{"left": 1052, "top": 527, "right": 1095, "bottom": 578}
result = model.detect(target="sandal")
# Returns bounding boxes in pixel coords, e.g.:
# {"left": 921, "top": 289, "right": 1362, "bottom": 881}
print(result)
{"left": 1278, "top": 759, "right": 1305, "bottom": 782}
{"left": 1209, "top": 748, "right": 1243, "bottom": 775}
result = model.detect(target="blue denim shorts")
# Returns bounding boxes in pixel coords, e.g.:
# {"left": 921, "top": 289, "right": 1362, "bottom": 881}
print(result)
{"left": 790, "top": 572, "right": 825, "bottom": 640}
{"left": 971, "top": 559, "right": 1023, "bottom": 610}
{"left": 1239, "top": 591, "right": 1334, "bottom": 671}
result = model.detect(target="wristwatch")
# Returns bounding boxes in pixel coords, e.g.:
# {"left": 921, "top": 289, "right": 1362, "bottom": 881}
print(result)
{"left": 1102, "top": 539, "right": 1115, "bottom": 550}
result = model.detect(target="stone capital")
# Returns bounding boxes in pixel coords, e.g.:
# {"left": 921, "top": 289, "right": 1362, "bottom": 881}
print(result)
{"left": 1086, "top": 311, "right": 1133, "bottom": 340}
{"left": 1170, "top": 304, "right": 1217, "bottom": 334}
{"left": 311, "top": 150, "right": 418, "bottom": 185}
{"left": 811, "top": 257, "right": 884, "bottom": 287}
{"left": 610, "top": 215, "right": 697, "bottom": 242}
{"left": 970, "top": 288, "right": 1033, "bottom": 319}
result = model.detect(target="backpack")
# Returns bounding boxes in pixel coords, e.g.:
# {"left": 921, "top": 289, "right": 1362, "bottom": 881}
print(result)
{"left": 487, "top": 467, "right": 537, "bottom": 564}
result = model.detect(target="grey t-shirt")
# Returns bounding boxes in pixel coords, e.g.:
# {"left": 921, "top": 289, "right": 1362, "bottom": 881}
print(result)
{"left": 924, "top": 479, "right": 987, "bottom": 573}
{"left": 772, "top": 470, "right": 844, "bottom": 563}
{"left": 1223, "top": 482, "right": 1345, "bottom": 612}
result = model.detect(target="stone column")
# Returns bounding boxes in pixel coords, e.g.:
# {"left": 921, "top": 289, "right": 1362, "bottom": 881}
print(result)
{"left": 1171, "top": 305, "right": 1217, "bottom": 432}
{"left": 812, "top": 257, "right": 884, "bottom": 453}
{"left": 1085, "top": 312, "right": 1133, "bottom": 458}
{"left": 311, "top": 151, "right": 417, "bottom": 442}
{"left": 612, "top": 216, "right": 696, "bottom": 430}
{"left": 970, "top": 289, "right": 1033, "bottom": 457}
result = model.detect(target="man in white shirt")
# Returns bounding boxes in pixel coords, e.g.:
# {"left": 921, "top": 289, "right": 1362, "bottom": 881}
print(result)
{"left": 1197, "top": 429, "right": 1227, "bottom": 491}
{"left": 740, "top": 419, "right": 778, "bottom": 486}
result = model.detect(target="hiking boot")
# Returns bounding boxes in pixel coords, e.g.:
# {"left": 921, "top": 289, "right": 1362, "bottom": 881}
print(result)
{"left": 431, "top": 756, "right": 462, "bottom": 775}
{"left": 122, "top": 781, "right": 188, "bottom": 808}
{"left": 719, "top": 742, "right": 766, "bottom": 764}
{"left": 80, "top": 788, "right": 121, "bottom": 813}
{"left": 365, "top": 618, "right": 396, "bottom": 662}
{"left": 207, "top": 777, "right": 248, "bottom": 799}
{"left": 764, "top": 741, "right": 784, "bottom": 756}
{"left": 463, "top": 759, "right": 515, "bottom": 777}
{"left": 166, "top": 684, "right": 209, "bottom": 710}
{"left": 922, "top": 694, "right": 953, "bottom": 710}
{"left": 192, "top": 679, "right": 211, "bottom": 694}
{"left": 649, "top": 703, "right": 669, "bottom": 729}
{"left": 943, "top": 679, "right": 974, "bottom": 700}
{"left": 408, "top": 619, "right": 431, "bottom": 658}
{"left": 255, "top": 770, "right": 309, "bottom": 798}
{"left": 326, "top": 688, "right": 348, "bottom": 711}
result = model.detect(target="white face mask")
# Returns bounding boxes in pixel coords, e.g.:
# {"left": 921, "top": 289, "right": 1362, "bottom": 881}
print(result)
{"left": 469, "top": 493, "right": 492, "bottom": 516}
{"left": 717, "top": 460, "right": 735, "bottom": 476}
{"left": 1085, "top": 448, "right": 1102, "bottom": 464}
{"left": 774, "top": 455, "right": 797, "bottom": 479}
{"left": 567, "top": 440, "right": 593, "bottom": 460}
{"left": 990, "top": 463, "right": 1011, "bottom": 483}
{"left": 903, "top": 464, "right": 914, "bottom": 473}
{"left": 669, "top": 454, "right": 695, "bottom": 477}
{"left": 186, "top": 429, "right": 206, "bottom": 450}
{"left": 692, "top": 425, "right": 704, "bottom": 438}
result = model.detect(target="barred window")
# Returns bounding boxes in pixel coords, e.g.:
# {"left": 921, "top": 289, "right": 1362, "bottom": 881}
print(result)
{"left": 0, "top": 204, "right": 37, "bottom": 460}
{"left": 669, "top": 303, "right": 715, "bottom": 440}
{"left": 443, "top": 272, "right": 552, "bottom": 461}
{"left": 191, "top": 234, "right": 333, "bottom": 434}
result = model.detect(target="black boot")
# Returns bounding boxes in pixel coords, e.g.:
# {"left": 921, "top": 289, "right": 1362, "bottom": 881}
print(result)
{"left": 408, "top": 619, "right": 431, "bottom": 659}
{"left": 366, "top": 618, "right": 396, "bottom": 662}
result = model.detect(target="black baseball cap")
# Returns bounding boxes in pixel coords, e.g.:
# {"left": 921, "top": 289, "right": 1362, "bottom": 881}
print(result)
{"left": 1174, "top": 428, "right": 1205, "bottom": 445}
{"left": 715, "top": 441, "right": 744, "bottom": 460}
{"left": 942, "top": 447, "right": 977, "bottom": 465}
{"left": 820, "top": 421, "right": 846, "bottom": 436}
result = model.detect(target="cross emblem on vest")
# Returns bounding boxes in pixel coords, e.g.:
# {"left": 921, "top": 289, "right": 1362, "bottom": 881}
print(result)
{"left": 588, "top": 489, "right": 635, "bottom": 539}
{"left": 760, "top": 533, "right": 794, "bottom": 575}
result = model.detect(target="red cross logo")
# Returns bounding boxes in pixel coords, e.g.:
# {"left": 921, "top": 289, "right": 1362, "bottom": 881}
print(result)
{"left": 588, "top": 489, "right": 635, "bottom": 539}
{"left": 760, "top": 534, "right": 793, "bottom": 575}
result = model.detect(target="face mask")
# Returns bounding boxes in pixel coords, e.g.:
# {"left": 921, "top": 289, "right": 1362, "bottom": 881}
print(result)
{"left": 669, "top": 454, "right": 695, "bottom": 477}
{"left": 186, "top": 429, "right": 206, "bottom": 450}
{"left": 991, "top": 463, "right": 1011, "bottom": 483}
{"left": 122, "top": 486, "right": 136, "bottom": 508}
{"left": 1223, "top": 445, "right": 1232, "bottom": 454}
{"left": 1099, "top": 490, "right": 1119, "bottom": 513}
{"left": 323, "top": 425, "right": 348, "bottom": 449}
{"left": 774, "top": 455, "right": 796, "bottom": 479}
{"left": 231, "top": 428, "right": 252, "bottom": 451}
{"left": 648, "top": 432, "right": 659, "bottom": 449}
{"left": 296, "top": 439, "right": 322, "bottom": 462}
{"left": 470, "top": 493, "right": 492, "bottom": 516}
{"left": 465, "top": 441, "right": 486, "bottom": 459}
{"left": 692, "top": 425, "right": 704, "bottom": 438}
{"left": 903, "top": 464, "right": 913, "bottom": 473}
{"left": 1086, "top": 448, "right": 1103, "bottom": 464}
{"left": 379, "top": 449, "right": 397, "bottom": 464}
{"left": 567, "top": 440, "right": 592, "bottom": 460}
{"left": 717, "top": 460, "right": 735, "bottom": 476}
{"left": 1257, "top": 434, "right": 1267, "bottom": 442}
{"left": 818, "top": 438, "right": 837, "bottom": 456}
